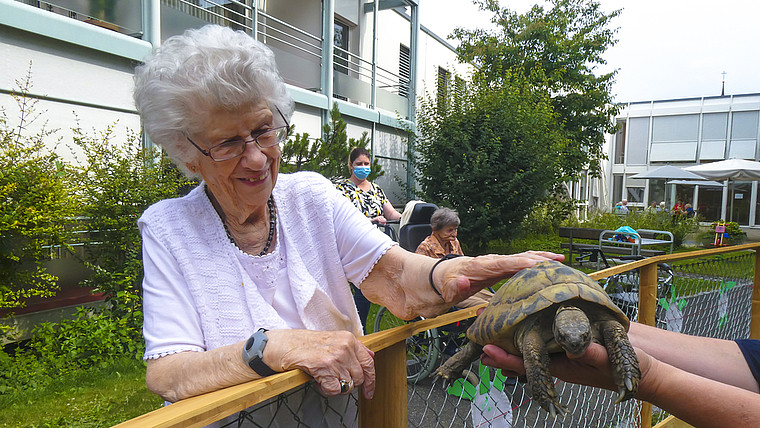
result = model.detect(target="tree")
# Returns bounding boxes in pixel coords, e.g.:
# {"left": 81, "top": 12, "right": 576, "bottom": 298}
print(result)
{"left": 454, "top": 0, "right": 621, "bottom": 178}
{"left": 280, "top": 104, "right": 383, "bottom": 182}
{"left": 415, "top": 73, "right": 568, "bottom": 252}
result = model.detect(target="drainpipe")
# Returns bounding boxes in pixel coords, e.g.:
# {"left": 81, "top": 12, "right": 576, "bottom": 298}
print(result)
{"left": 321, "top": 0, "right": 335, "bottom": 135}
{"left": 141, "top": 0, "right": 160, "bottom": 150}
{"left": 407, "top": 2, "right": 419, "bottom": 200}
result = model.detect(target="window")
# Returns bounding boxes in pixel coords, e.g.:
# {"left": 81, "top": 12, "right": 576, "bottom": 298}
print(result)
{"left": 614, "top": 120, "right": 626, "bottom": 164}
{"left": 437, "top": 67, "right": 450, "bottom": 110}
{"left": 613, "top": 174, "right": 623, "bottom": 205}
{"left": 728, "top": 111, "right": 759, "bottom": 159}
{"left": 625, "top": 177, "right": 645, "bottom": 203}
{"left": 700, "top": 113, "right": 728, "bottom": 160}
{"left": 399, "top": 44, "right": 410, "bottom": 97}
{"left": 626, "top": 117, "right": 649, "bottom": 165}
{"left": 334, "top": 21, "right": 349, "bottom": 75}
{"left": 650, "top": 114, "right": 699, "bottom": 162}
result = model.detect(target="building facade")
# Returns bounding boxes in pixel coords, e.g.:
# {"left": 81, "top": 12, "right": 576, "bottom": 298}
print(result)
{"left": 1, "top": 0, "right": 469, "bottom": 206}
{"left": 596, "top": 94, "right": 760, "bottom": 226}
{"left": 0, "top": 0, "right": 468, "bottom": 339}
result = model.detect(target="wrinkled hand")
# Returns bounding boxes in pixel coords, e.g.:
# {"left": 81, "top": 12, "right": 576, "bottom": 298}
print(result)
{"left": 435, "top": 251, "right": 565, "bottom": 303}
{"left": 264, "top": 330, "right": 375, "bottom": 399}
{"left": 481, "top": 342, "right": 653, "bottom": 396}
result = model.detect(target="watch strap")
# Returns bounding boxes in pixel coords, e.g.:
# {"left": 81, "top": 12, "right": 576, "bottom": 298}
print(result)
{"left": 243, "top": 328, "right": 277, "bottom": 377}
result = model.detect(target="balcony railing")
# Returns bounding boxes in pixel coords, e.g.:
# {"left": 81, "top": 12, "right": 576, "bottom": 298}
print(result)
{"left": 14, "top": 0, "right": 143, "bottom": 36}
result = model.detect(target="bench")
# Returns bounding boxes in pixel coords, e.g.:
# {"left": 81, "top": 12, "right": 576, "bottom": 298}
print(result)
{"left": 559, "top": 227, "right": 671, "bottom": 268}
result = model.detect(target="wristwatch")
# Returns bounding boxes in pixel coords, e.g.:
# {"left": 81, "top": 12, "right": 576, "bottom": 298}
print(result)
{"left": 242, "top": 328, "right": 277, "bottom": 377}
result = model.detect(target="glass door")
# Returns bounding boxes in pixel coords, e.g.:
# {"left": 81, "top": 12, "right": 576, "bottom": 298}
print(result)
{"left": 729, "top": 181, "right": 752, "bottom": 225}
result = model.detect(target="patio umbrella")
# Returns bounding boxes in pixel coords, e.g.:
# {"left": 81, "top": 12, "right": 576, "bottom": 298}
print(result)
{"left": 629, "top": 165, "right": 708, "bottom": 180}
{"left": 684, "top": 159, "right": 760, "bottom": 221}
{"left": 629, "top": 165, "right": 707, "bottom": 209}
{"left": 666, "top": 180, "right": 725, "bottom": 187}
{"left": 683, "top": 158, "right": 760, "bottom": 181}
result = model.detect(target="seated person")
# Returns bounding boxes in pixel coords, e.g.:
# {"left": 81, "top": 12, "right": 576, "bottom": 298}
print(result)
{"left": 684, "top": 203, "right": 695, "bottom": 218}
{"left": 416, "top": 207, "right": 493, "bottom": 308}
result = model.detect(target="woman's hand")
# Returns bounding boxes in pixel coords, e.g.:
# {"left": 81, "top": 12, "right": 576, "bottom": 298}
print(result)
{"left": 372, "top": 215, "right": 388, "bottom": 225}
{"left": 433, "top": 251, "right": 566, "bottom": 303}
{"left": 264, "top": 330, "right": 376, "bottom": 399}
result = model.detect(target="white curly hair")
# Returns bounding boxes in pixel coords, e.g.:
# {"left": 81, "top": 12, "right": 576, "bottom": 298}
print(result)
{"left": 133, "top": 25, "right": 294, "bottom": 177}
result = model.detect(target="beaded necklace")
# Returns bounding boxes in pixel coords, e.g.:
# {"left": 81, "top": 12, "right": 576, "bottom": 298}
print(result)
{"left": 205, "top": 185, "right": 276, "bottom": 257}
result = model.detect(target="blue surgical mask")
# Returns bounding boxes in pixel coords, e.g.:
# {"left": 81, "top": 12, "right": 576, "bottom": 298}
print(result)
{"left": 353, "top": 166, "right": 371, "bottom": 180}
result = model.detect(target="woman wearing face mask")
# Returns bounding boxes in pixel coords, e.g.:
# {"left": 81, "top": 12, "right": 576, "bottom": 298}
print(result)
{"left": 336, "top": 147, "right": 402, "bottom": 331}
{"left": 335, "top": 147, "right": 401, "bottom": 225}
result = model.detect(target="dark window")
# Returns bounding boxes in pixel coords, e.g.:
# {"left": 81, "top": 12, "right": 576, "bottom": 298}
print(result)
{"left": 399, "top": 44, "right": 410, "bottom": 97}
{"left": 334, "top": 21, "right": 349, "bottom": 75}
{"left": 437, "top": 67, "right": 450, "bottom": 111}
{"left": 614, "top": 120, "right": 626, "bottom": 164}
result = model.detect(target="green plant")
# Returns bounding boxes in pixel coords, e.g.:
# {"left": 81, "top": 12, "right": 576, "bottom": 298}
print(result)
{"left": 0, "top": 356, "right": 162, "bottom": 427}
{"left": 0, "top": 67, "right": 76, "bottom": 311}
{"left": 71, "top": 125, "right": 188, "bottom": 292}
{"left": 415, "top": 71, "right": 567, "bottom": 253}
{"left": 280, "top": 103, "right": 381, "bottom": 182}
{"left": 696, "top": 221, "right": 747, "bottom": 247}
{"left": 455, "top": 0, "right": 621, "bottom": 178}
{"left": 565, "top": 210, "right": 700, "bottom": 249}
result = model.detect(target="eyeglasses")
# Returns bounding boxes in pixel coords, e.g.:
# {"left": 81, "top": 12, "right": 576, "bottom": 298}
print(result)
{"left": 185, "top": 107, "right": 290, "bottom": 161}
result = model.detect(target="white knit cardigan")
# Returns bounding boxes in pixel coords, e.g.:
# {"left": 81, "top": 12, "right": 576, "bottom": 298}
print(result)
{"left": 138, "top": 172, "right": 394, "bottom": 357}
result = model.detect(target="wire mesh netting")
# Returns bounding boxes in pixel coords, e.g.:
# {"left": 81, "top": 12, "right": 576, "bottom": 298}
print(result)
{"left": 211, "top": 252, "right": 755, "bottom": 428}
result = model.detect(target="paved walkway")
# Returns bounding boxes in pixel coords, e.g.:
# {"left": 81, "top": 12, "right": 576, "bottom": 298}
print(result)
{"left": 745, "top": 227, "right": 760, "bottom": 243}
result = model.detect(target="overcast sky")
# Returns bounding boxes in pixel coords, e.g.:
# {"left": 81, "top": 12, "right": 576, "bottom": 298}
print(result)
{"left": 419, "top": 0, "right": 760, "bottom": 103}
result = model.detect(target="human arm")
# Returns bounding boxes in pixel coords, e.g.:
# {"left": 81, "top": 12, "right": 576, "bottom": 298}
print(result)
{"left": 146, "top": 330, "right": 375, "bottom": 403}
{"left": 627, "top": 322, "right": 759, "bottom": 392}
{"left": 381, "top": 201, "right": 402, "bottom": 222}
{"left": 481, "top": 324, "right": 760, "bottom": 428}
{"left": 140, "top": 220, "right": 375, "bottom": 402}
{"left": 360, "top": 246, "right": 564, "bottom": 320}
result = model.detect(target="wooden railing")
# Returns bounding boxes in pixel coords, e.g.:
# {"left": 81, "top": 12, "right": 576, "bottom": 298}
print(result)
{"left": 114, "top": 243, "right": 760, "bottom": 428}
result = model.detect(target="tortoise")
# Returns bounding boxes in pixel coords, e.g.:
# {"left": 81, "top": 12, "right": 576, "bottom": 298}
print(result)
{"left": 436, "top": 260, "right": 640, "bottom": 417}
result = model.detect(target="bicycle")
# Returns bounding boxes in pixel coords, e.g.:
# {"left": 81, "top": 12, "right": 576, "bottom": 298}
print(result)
{"left": 602, "top": 255, "right": 674, "bottom": 328}
{"left": 373, "top": 306, "right": 479, "bottom": 385}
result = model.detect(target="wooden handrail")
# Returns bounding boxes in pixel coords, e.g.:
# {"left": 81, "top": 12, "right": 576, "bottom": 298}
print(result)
{"left": 115, "top": 243, "right": 760, "bottom": 428}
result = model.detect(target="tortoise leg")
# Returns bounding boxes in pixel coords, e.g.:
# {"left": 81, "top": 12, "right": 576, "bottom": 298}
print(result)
{"left": 598, "top": 319, "right": 640, "bottom": 403}
{"left": 521, "top": 326, "right": 568, "bottom": 417}
{"left": 435, "top": 342, "right": 484, "bottom": 381}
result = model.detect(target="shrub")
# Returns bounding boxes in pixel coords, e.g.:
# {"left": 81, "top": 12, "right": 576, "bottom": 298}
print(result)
{"left": 0, "top": 72, "right": 76, "bottom": 311}
{"left": 565, "top": 209, "right": 700, "bottom": 249}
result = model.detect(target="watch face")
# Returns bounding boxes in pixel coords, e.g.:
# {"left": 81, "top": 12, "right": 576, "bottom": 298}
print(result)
{"left": 245, "top": 335, "right": 256, "bottom": 352}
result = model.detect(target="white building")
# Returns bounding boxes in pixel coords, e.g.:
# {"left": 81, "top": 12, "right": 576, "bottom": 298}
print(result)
{"left": 1, "top": 0, "right": 469, "bottom": 205}
{"left": 588, "top": 93, "right": 760, "bottom": 226}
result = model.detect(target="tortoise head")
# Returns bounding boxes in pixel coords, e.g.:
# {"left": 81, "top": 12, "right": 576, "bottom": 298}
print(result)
{"left": 552, "top": 305, "right": 592, "bottom": 356}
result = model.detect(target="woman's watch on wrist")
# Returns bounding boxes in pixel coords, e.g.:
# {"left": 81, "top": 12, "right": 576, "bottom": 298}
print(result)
{"left": 242, "top": 328, "right": 277, "bottom": 377}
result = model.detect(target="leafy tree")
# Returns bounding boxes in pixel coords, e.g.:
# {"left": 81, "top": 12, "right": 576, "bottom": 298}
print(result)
{"left": 0, "top": 70, "right": 76, "bottom": 310}
{"left": 415, "top": 73, "right": 568, "bottom": 252}
{"left": 280, "top": 104, "right": 383, "bottom": 182}
{"left": 454, "top": 0, "right": 621, "bottom": 178}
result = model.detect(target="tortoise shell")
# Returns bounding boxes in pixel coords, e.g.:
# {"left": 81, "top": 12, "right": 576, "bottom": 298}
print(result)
{"left": 467, "top": 260, "right": 629, "bottom": 354}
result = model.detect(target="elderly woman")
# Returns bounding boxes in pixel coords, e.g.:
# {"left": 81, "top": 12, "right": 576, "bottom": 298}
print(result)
{"left": 415, "top": 207, "right": 493, "bottom": 308}
{"left": 134, "top": 25, "right": 562, "bottom": 424}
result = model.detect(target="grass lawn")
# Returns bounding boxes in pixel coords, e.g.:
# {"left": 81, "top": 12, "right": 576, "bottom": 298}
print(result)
{"left": 0, "top": 358, "right": 163, "bottom": 428}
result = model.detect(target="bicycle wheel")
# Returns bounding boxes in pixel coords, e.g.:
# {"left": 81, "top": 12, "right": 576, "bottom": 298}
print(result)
{"left": 374, "top": 306, "right": 441, "bottom": 383}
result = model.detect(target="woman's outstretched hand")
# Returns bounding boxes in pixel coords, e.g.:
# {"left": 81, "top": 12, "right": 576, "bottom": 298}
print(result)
{"left": 434, "top": 251, "right": 566, "bottom": 303}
